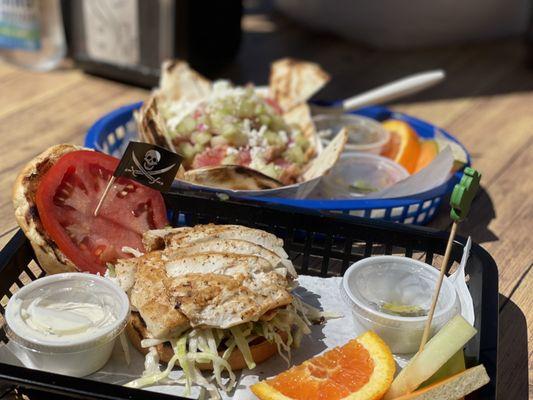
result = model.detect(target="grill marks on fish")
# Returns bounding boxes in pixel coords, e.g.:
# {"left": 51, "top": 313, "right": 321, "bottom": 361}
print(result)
{"left": 114, "top": 224, "right": 295, "bottom": 337}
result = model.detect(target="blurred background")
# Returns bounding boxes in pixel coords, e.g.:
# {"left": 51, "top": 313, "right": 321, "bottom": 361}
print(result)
{"left": 2, "top": 0, "right": 532, "bottom": 99}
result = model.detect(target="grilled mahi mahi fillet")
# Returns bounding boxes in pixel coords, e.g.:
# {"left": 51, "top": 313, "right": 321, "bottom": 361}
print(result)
{"left": 114, "top": 224, "right": 295, "bottom": 339}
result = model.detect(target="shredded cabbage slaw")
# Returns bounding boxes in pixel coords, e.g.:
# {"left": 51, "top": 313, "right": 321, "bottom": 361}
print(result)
{"left": 125, "top": 301, "right": 311, "bottom": 397}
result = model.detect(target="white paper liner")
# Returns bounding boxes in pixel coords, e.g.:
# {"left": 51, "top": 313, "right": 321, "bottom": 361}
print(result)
{"left": 0, "top": 274, "right": 475, "bottom": 399}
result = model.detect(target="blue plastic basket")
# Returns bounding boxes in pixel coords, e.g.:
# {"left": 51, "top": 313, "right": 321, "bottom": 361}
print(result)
{"left": 85, "top": 102, "right": 470, "bottom": 225}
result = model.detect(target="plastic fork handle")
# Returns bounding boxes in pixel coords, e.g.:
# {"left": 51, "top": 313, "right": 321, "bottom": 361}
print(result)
{"left": 341, "top": 70, "right": 445, "bottom": 111}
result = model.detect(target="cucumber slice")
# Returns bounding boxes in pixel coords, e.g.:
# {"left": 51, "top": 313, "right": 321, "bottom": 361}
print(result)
{"left": 384, "top": 315, "right": 476, "bottom": 399}
{"left": 420, "top": 350, "right": 466, "bottom": 388}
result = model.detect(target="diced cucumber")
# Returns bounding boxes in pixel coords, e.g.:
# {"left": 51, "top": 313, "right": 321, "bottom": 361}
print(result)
{"left": 265, "top": 130, "right": 282, "bottom": 146}
{"left": 209, "top": 111, "right": 227, "bottom": 131}
{"left": 193, "top": 143, "right": 205, "bottom": 154}
{"left": 258, "top": 163, "right": 281, "bottom": 180}
{"left": 232, "top": 133, "right": 249, "bottom": 147}
{"left": 177, "top": 116, "right": 196, "bottom": 133}
{"left": 238, "top": 101, "right": 255, "bottom": 118}
{"left": 259, "top": 114, "right": 271, "bottom": 126}
{"left": 178, "top": 142, "right": 196, "bottom": 160}
{"left": 294, "top": 133, "right": 310, "bottom": 151}
{"left": 221, "top": 124, "right": 239, "bottom": 139}
{"left": 284, "top": 146, "right": 305, "bottom": 165}
{"left": 271, "top": 116, "right": 286, "bottom": 131}
{"left": 211, "top": 136, "right": 228, "bottom": 147}
{"left": 192, "top": 131, "right": 212, "bottom": 145}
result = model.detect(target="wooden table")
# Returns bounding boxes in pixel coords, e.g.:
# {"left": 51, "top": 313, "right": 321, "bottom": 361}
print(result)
{"left": 0, "top": 24, "right": 531, "bottom": 399}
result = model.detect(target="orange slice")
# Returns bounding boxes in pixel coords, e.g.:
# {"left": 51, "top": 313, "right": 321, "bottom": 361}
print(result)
{"left": 381, "top": 120, "right": 421, "bottom": 174}
{"left": 251, "top": 331, "right": 395, "bottom": 400}
{"left": 414, "top": 140, "right": 438, "bottom": 173}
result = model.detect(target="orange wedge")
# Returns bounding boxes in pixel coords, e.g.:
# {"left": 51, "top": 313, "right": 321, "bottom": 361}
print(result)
{"left": 381, "top": 120, "right": 421, "bottom": 174}
{"left": 414, "top": 140, "right": 439, "bottom": 173}
{"left": 251, "top": 331, "right": 395, "bottom": 400}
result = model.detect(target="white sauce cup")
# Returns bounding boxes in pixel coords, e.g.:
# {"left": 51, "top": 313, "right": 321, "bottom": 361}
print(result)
{"left": 5, "top": 273, "right": 129, "bottom": 377}
{"left": 341, "top": 256, "right": 460, "bottom": 353}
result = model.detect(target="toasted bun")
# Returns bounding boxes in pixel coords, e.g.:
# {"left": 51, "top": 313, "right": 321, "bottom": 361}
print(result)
{"left": 126, "top": 313, "right": 279, "bottom": 371}
{"left": 12, "top": 144, "right": 83, "bottom": 275}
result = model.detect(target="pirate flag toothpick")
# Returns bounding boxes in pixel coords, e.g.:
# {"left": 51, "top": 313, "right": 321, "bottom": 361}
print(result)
{"left": 94, "top": 142, "right": 183, "bottom": 216}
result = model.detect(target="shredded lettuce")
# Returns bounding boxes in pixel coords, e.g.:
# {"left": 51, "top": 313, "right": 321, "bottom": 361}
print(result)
{"left": 176, "top": 335, "right": 192, "bottom": 394}
{"left": 119, "top": 331, "right": 131, "bottom": 365}
{"left": 141, "top": 338, "right": 167, "bottom": 348}
{"left": 125, "top": 341, "right": 181, "bottom": 388}
{"left": 125, "top": 296, "right": 313, "bottom": 399}
{"left": 292, "top": 295, "right": 343, "bottom": 323}
{"left": 230, "top": 326, "right": 256, "bottom": 369}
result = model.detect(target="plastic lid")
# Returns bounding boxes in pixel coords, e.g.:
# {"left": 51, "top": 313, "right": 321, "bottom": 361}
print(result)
{"left": 313, "top": 114, "right": 390, "bottom": 152}
{"left": 342, "top": 256, "right": 457, "bottom": 324}
{"left": 316, "top": 152, "right": 409, "bottom": 199}
{"left": 5, "top": 273, "right": 129, "bottom": 353}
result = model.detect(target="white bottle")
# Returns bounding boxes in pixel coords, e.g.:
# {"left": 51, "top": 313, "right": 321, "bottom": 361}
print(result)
{"left": 0, "top": 0, "right": 66, "bottom": 71}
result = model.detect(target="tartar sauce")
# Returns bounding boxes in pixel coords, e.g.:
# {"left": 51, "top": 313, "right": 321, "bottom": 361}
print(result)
{"left": 20, "top": 299, "right": 116, "bottom": 339}
{"left": 9, "top": 291, "right": 118, "bottom": 344}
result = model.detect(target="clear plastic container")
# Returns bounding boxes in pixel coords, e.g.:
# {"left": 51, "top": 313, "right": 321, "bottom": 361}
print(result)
{"left": 313, "top": 114, "right": 390, "bottom": 154}
{"left": 0, "top": 0, "right": 66, "bottom": 71}
{"left": 316, "top": 152, "right": 408, "bottom": 199}
{"left": 341, "top": 256, "right": 460, "bottom": 354}
{"left": 5, "top": 273, "right": 129, "bottom": 377}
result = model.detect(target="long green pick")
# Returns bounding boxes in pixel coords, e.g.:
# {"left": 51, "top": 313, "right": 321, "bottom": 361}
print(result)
{"left": 419, "top": 167, "right": 481, "bottom": 351}
{"left": 450, "top": 167, "right": 482, "bottom": 222}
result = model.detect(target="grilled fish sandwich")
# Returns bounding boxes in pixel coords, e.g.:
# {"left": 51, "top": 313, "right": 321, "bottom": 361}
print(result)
{"left": 111, "top": 224, "right": 310, "bottom": 395}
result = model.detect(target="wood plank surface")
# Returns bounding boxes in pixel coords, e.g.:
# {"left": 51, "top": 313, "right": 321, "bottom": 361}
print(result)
{"left": 0, "top": 15, "right": 532, "bottom": 399}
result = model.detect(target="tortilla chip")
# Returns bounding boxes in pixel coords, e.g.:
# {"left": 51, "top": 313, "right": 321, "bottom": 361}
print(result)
{"left": 303, "top": 128, "right": 347, "bottom": 181}
{"left": 183, "top": 165, "right": 282, "bottom": 190}
{"left": 269, "top": 58, "right": 330, "bottom": 112}
{"left": 283, "top": 103, "right": 315, "bottom": 139}
{"left": 157, "top": 60, "right": 211, "bottom": 103}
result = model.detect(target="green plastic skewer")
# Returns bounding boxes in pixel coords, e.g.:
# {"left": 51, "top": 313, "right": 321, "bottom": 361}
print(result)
{"left": 419, "top": 167, "right": 481, "bottom": 352}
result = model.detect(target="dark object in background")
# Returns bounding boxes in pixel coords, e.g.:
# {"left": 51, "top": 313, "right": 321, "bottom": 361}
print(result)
{"left": 526, "top": 4, "right": 533, "bottom": 67}
{"left": 62, "top": 0, "right": 242, "bottom": 88}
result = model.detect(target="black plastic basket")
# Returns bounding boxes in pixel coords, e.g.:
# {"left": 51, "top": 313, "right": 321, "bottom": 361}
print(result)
{"left": 0, "top": 192, "right": 498, "bottom": 400}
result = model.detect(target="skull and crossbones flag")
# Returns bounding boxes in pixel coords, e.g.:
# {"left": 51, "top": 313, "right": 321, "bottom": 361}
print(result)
{"left": 114, "top": 141, "right": 183, "bottom": 192}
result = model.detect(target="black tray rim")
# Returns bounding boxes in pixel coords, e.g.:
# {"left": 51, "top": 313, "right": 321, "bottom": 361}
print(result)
{"left": 0, "top": 193, "right": 499, "bottom": 400}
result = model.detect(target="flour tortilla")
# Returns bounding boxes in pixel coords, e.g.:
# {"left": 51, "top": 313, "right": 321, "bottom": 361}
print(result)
{"left": 138, "top": 59, "right": 344, "bottom": 191}
{"left": 138, "top": 97, "right": 177, "bottom": 152}
{"left": 183, "top": 165, "right": 282, "bottom": 190}
{"left": 269, "top": 58, "right": 330, "bottom": 112}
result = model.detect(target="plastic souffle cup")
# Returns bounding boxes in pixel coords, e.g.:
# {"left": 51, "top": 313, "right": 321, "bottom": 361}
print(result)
{"left": 316, "top": 152, "right": 409, "bottom": 199}
{"left": 341, "top": 256, "right": 460, "bottom": 354}
{"left": 313, "top": 114, "right": 390, "bottom": 154}
{"left": 5, "top": 273, "right": 130, "bottom": 377}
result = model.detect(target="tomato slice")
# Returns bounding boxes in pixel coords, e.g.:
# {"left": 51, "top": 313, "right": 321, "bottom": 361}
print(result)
{"left": 35, "top": 150, "right": 168, "bottom": 274}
